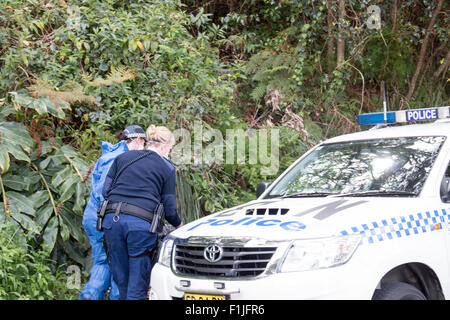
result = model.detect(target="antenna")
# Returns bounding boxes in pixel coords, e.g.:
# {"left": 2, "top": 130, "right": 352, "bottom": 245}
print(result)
{"left": 381, "top": 80, "right": 387, "bottom": 124}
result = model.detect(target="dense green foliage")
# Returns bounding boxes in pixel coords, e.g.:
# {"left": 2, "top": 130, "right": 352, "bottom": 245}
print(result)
{"left": 0, "top": 220, "right": 78, "bottom": 299}
{"left": 0, "top": 0, "right": 448, "bottom": 298}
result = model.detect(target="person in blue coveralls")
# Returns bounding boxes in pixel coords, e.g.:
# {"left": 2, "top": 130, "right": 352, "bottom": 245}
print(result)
{"left": 101, "top": 125, "right": 183, "bottom": 300}
{"left": 78, "top": 125, "right": 149, "bottom": 300}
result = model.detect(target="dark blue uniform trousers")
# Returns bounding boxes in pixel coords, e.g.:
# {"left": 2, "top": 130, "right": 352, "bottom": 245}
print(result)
{"left": 102, "top": 213, "right": 157, "bottom": 300}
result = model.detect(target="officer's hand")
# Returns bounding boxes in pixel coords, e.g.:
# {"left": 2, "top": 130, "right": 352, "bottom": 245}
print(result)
{"left": 177, "top": 222, "right": 183, "bottom": 229}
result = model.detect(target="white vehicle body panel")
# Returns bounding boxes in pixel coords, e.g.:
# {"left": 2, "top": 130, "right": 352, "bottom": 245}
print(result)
{"left": 150, "top": 120, "right": 450, "bottom": 299}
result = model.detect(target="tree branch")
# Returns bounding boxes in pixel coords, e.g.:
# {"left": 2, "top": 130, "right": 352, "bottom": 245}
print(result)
{"left": 406, "top": 0, "right": 444, "bottom": 102}
{"left": 336, "top": 0, "right": 346, "bottom": 65}
{"left": 433, "top": 49, "right": 450, "bottom": 80}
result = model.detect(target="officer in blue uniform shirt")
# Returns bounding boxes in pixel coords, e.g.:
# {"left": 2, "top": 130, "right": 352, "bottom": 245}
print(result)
{"left": 101, "top": 125, "right": 182, "bottom": 300}
{"left": 79, "top": 125, "right": 149, "bottom": 300}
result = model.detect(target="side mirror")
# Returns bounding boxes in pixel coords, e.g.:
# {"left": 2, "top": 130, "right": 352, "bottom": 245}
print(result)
{"left": 256, "top": 181, "right": 272, "bottom": 198}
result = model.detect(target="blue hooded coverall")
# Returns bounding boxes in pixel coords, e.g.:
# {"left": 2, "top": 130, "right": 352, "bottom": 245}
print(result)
{"left": 101, "top": 150, "right": 182, "bottom": 300}
{"left": 78, "top": 140, "right": 129, "bottom": 300}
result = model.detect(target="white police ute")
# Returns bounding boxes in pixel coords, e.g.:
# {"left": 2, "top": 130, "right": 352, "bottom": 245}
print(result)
{"left": 150, "top": 106, "right": 450, "bottom": 300}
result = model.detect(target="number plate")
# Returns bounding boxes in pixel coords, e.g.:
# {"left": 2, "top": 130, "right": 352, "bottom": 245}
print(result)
{"left": 184, "top": 293, "right": 226, "bottom": 300}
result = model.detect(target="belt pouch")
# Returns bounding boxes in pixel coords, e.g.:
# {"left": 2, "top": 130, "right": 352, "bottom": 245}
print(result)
{"left": 96, "top": 199, "right": 109, "bottom": 231}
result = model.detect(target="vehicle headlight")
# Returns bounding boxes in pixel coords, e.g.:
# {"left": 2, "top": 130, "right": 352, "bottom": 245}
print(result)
{"left": 158, "top": 237, "right": 175, "bottom": 267}
{"left": 278, "top": 234, "right": 362, "bottom": 273}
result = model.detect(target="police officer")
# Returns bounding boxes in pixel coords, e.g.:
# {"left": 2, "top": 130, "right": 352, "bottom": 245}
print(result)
{"left": 79, "top": 125, "right": 148, "bottom": 300}
{"left": 101, "top": 125, "right": 182, "bottom": 300}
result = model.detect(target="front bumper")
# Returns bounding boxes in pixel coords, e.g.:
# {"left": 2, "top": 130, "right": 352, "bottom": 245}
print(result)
{"left": 149, "top": 262, "right": 373, "bottom": 300}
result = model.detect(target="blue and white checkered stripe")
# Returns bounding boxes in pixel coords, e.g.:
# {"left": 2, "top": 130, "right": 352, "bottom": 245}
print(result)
{"left": 340, "top": 208, "right": 450, "bottom": 245}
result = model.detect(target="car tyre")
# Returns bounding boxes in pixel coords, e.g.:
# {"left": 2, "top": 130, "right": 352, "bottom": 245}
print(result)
{"left": 372, "top": 282, "right": 427, "bottom": 300}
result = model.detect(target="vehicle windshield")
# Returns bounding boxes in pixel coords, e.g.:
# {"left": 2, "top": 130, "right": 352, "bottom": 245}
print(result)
{"left": 266, "top": 136, "right": 446, "bottom": 198}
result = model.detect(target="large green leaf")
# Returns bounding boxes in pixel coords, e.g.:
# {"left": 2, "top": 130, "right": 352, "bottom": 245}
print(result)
{"left": 73, "top": 182, "right": 87, "bottom": 215}
{"left": 10, "top": 91, "right": 70, "bottom": 119}
{"left": 58, "top": 216, "right": 70, "bottom": 242}
{"left": 0, "top": 121, "right": 34, "bottom": 153}
{"left": 0, "top": 121, "right": 34, "bottom": 173}
{"left": 59, "top": 145, "right": 79, "bottom": 158}
{"left": 59, "top": 145, "right": 90, "bottom": 177}
{"left": 1, "top": 174, "right": 30, "bottom": 191}
{"left": 0, "top": 148, "right": 10, "bottom": 173}
{"left": 2, "top": 141, "right": 31, "bottom": 162}
{"left": 42, "top": 216, "right": 58, "bottom": 252}
{"left": 0, "top": 106, "right": 15, "bottom": 121}
{"left": 60, "top": 238, "right": 90, "bottom": 270}
{"left": 30, "top": 96, "right": 70, "bottom": 119}
{"left": 38, "top": 156, "right": 53, "bottom": 170}
{"left": 8, "top": 91, "right": 33, "bottom": 107}
{"left": 39, "top": 140, "right": 54, "bottom": 157}
{"left": 29, "top": 190, "right": 50, "bottom": 209}
{"left": 10, "top": 211, "right": 40, "bottom": 233}
{"left": 58, "top": 175, "right": 78, "bottom": 203}
{"left": 7, "top": 191, "right": 36, "bottom": 217}
{"left": 60, "top": 207, "right": 85, "bottom": 243}
{"left": 51, "top": 166, "right": 71, "bottom": 188}
{"left": 35, "top": 205, "right": 53, "bottom": 227}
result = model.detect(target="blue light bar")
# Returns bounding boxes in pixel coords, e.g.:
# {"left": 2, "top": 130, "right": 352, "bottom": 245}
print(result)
{"left": 357, "top": 112, "right": 395, "bottom": 125}
{"left": 357, "top": 106, "right": 450, "bottom": 126}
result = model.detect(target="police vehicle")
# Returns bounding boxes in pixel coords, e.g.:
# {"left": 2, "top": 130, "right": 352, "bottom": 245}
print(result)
{"left": 150, "top": 106, "right": 450, "bottom": 300}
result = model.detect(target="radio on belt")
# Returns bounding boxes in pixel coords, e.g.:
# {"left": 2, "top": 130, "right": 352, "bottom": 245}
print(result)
{"left": 357, "top": 106, "right": 450, "bottom": 126}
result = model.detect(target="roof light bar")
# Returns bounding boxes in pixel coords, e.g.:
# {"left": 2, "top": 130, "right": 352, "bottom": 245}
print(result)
{"left": 357, "top": 106, "right": 450, "bottom": 126}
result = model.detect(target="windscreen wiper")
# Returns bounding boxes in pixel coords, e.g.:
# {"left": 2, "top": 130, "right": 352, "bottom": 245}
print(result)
{"left": 281, "top": 192, "right": 334, "bottom": 198}
{"left": 333, "top": 190, "right": 418, "bottom": 197}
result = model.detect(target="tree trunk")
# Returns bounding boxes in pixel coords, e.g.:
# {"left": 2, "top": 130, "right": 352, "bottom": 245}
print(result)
{"left": 392, "top": 0, "right": 398, "bottom": 33}
{"left": 336, "top": 0, "right": 345, "bottom": 66}
{"left": 433, "top": 49, "right": 450, "bottom": 80}
{"left": 326, "top": 0, "right": 335, "bottom": 71}
{"left": 406, "top": 0, "right": 444, "bottom": 102}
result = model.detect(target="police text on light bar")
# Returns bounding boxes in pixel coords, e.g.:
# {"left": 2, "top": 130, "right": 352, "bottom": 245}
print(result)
{"left": 357, "top": 106, "right": 450, "bottom": 126}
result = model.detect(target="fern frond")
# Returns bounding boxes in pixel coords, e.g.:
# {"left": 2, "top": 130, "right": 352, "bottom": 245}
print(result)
{"left": 85, "top": 66, "right": 138, "bottom": 87}
{"left": 250, "top": 84, "right": 268, "bottom": 102}
{"left": 27, "top": 80, "right": 97, "bottom": 105}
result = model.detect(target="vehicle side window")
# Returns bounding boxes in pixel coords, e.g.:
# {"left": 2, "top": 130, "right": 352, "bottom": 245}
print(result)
{"left": 441, "top": 162, "right": 450, "bottom": 202}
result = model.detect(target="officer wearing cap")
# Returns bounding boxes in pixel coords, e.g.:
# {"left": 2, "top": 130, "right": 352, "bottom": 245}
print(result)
{"left": 79, "top": 125, "right": 148, "bottom": 300}
{"left": 101, "top": 125, "right": 182, "bottom": 300}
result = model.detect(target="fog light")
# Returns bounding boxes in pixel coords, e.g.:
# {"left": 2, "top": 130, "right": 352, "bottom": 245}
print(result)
{"left": 214, "top": 282, "right": 225, "bottom": 290}
{"left": 180, "top": 280, "right": 191, "bottom": 287}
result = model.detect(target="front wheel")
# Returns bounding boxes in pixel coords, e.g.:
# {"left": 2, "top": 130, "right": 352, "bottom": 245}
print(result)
{"left": 372, "top": 282, "right": 426, "bottom": 300}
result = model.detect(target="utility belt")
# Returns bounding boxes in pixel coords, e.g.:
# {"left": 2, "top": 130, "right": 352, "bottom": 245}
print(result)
{"left": 96, "top": 199, "right": 164, "bottom": 233}
{"left": 107, "top": 201, "right": 155, "bottom": 223}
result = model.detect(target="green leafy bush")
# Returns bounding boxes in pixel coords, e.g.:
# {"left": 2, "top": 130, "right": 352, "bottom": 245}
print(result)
{"left": 0, "top": 0, "right": 243, "bottom": 278}
{"left": 0, "top": 101, "right": 92, "bottom": 273}
{"left": 0, "top": 220, "right": 79, "bottom": 300}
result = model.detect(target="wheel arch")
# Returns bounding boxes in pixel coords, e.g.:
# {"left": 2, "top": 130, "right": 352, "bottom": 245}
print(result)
{"left": 372, "top": 262, "right": 445, "bottom": 300}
